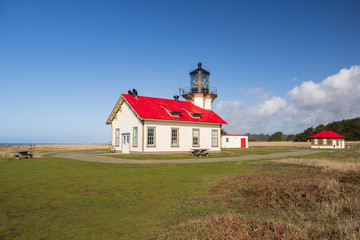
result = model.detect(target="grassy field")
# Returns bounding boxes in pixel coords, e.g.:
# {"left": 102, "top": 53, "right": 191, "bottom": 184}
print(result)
{"left": 277, "top": 150, "right": 360, "bottom": 171}
{"left": 101, "top": 147, "right": 298, "bottom": 160}
{"left": 0, "top": 144, "right": 107, "bottom": 158}
{"left": 0, "top": 154, "right": 251, "bottom": 239}
{"left": 1, "top": 146, "right": 360, "bottom": 239}
{"left": 249, "top": 141, "right": 311, "bottom": 147}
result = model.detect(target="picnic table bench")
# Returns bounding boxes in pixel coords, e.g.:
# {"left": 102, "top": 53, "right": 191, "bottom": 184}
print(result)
{"left": 191, "top": 148, "right": 209, "bottom": 157}
{"left": 15, "top": 150, "right": 33, "bottom": 159}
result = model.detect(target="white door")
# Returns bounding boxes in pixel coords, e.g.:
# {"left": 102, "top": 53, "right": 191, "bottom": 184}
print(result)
{"left": 122, "top": 134, "right": 130, "bottom": 154}
{"left": 332, "top": 140, "right": 336, "bottom": 148}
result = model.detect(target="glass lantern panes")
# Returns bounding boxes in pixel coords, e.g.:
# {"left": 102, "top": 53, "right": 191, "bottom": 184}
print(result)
{"left": 190, "top": 62, "right": 210, "bottom": 93}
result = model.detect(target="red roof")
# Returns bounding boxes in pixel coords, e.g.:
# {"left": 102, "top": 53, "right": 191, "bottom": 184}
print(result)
{"left": 121, "top": 94, "right": 227, "bottom": 124}
{"left": 308, "top": 130, "right": 346, "bottom": 139}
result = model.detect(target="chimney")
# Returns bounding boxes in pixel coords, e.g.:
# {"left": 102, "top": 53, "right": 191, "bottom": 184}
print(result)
{"left": 132, "top": 89, "right": 138, "bottom": 100}
{"left": 173, "top": 95, "right": 179, "bottom": 102}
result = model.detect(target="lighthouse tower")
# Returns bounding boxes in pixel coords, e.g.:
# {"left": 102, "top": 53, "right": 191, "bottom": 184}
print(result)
{"left": 180, "top": 62, "right": 217, "bottom": 110}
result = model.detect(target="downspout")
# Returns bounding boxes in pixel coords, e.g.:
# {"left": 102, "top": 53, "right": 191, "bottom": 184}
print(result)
{"left": 142, "top": 120, "right": 145, "bottom": 153}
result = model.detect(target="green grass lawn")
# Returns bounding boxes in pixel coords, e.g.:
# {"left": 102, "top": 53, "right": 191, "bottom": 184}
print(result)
{"left": 100, "top": 147, "right": 300, "bottom": 160}
{"left": 1, "top": 149, "right": 359, "bottom": 239}
{"left": 0, "top": 156, "right": 251, "bottom": 239}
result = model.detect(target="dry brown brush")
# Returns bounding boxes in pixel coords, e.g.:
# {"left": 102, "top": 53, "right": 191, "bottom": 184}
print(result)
{"left": 0, "top": 144, "right": 107, "bottom": 157}
{"left": 160, "top": 164, "right": 360, "bottom": 239}
{"left": 277, "top": 157, "right": 360, "bottom": 172}
{"left": 161, "top": 213, "right": 304, "bottom": 240}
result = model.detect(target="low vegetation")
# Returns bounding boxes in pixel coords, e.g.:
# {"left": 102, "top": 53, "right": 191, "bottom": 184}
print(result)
{"left": 0, "top": 144, "right": 107, "bottom": 158}
{"left": 159, "top": 161, "right": 360, "bottom": 239}
{"left": 0, "top": 154, "right": 250, "bottom": 239}
{"left": 277, "top": 150, "right": 360, "bottom": 172}
{"left": 102, "top": 147, "right": 294, "bottom": 160}
{"left": 1, "top": 145, "right": 360, "bottom": 239}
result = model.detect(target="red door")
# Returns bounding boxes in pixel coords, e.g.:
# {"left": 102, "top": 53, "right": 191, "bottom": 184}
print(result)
{"left": 241, "top": 138, "right": 246, "bottom": 148}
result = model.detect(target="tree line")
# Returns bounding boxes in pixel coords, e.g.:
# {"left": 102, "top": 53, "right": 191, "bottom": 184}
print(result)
{"left": 246, "top": 132, "right": 295, "bottom": 142}
{"left": 293, "top": 117, "right": 360, "bottom": 142}
{"left": 242, "top": 117, "right": 360, "bottom": 142}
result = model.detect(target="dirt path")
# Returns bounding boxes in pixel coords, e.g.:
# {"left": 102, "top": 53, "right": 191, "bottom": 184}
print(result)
{"left": 57, "top": 150, "right": 322, "bottom": 164}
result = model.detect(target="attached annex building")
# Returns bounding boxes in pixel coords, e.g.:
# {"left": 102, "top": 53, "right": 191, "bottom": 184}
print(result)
{"left": 221, "top": 134, "right": 249, "bottom": 148}
{"left": 106, "top": 63, "right": 227, "bottom": 154}
{"left": 308, "top": 130, "right": 346, "bottom": 149}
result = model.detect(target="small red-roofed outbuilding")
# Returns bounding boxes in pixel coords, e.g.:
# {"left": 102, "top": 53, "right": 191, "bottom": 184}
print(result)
{"left": 308, "top": 130, "right": 346, "bottom": 149}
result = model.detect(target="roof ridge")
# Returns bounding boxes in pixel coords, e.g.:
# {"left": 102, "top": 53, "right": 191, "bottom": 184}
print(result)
{"left": 309, "top": 130, "right": 346, "bottom": 138}
{"left": 123, "top": 94, "right": 188, "bottom": 103}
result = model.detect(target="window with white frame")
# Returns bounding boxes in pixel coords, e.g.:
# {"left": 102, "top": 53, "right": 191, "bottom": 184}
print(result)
{"left": 226, "top": 137, "right": 229, "bottom": 143}
{"left": 115, "top": 128, "right": 120, "bottom": 146}
{"left": 193, "top": 129, "right": 200, "bottom": 147}
{"left": 171, "top": 128, "right": 179, "bottom": 147}
{"left": 147, "top": 127, "right": 156, "bottom": 146}
{"left": 212, "top": 130, "right": 218, "bottom": 147}
{"left": 133, "top": 127, "right": 138, "bottom": 147}
{"left": 323, "top": 138, "right": 327, "bottom": 145}
{"left": 314, "top": 139, "right": 318, "bottom": 145}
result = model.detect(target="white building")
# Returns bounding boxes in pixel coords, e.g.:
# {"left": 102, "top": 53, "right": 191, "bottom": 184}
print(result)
{"left": 221, "top": 134, "right": 249, "bottom": 148}
{"left": 106, "top": 63, "right": 227, "bottom": 154}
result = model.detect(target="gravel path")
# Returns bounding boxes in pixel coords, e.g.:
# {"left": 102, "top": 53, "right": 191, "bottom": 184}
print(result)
{"left": 57, "top": 150, "right": 322, "bottom": 164}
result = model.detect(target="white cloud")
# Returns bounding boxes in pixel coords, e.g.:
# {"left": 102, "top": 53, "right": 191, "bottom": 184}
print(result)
{"left": 215, "top": 65, "right": 360, "bottom": 134}
{"left": 216, "top": 95, "right": 287, "bottom": 134}
{"left": 248, "top": 96, "right": 286, "bottom": 118}
{"left": 286, "top": 65, "right": 360, "bottom": 128}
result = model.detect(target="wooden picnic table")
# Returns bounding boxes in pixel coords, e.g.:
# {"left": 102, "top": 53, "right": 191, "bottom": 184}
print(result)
{"left": 14, "top": 150, "right": 33, "bottom": 159}
{"left": 191, "top": 148, "right": 209, "bottom": 157}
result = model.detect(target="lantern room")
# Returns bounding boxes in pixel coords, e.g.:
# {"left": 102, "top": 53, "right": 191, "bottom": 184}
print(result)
{"left": 190, "top": 62, "right": 210, "bottom": 93}
{"left": 180, "top": 62, "right": 217, "bottom": 110}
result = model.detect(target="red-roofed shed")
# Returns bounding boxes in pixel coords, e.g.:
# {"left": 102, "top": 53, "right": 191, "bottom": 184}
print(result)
{"left": 308, "top": 130, "right": 346, "bottom": 149}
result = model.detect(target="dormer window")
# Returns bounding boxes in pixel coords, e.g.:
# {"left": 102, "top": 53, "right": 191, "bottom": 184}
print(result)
{"left": 179, "top": 107, "right": 202, "bottom": 119}
{"left": 171, "top": 112, "right": 180, "bottom": 117}
{"left": 159, "top": 105, "right": 181, "bottom": 117}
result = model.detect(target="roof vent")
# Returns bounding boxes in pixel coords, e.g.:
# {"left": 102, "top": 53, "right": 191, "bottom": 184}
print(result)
{"left": 128, "top": 90, "right": 132, "bottom": 95}
{"left": 173, "top": 95, "right": 179, "bottom": 102}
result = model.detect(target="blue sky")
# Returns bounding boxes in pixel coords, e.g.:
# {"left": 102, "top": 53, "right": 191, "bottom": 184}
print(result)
{"left": 1, "top": 0, "right": 360, "bottom": 143}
